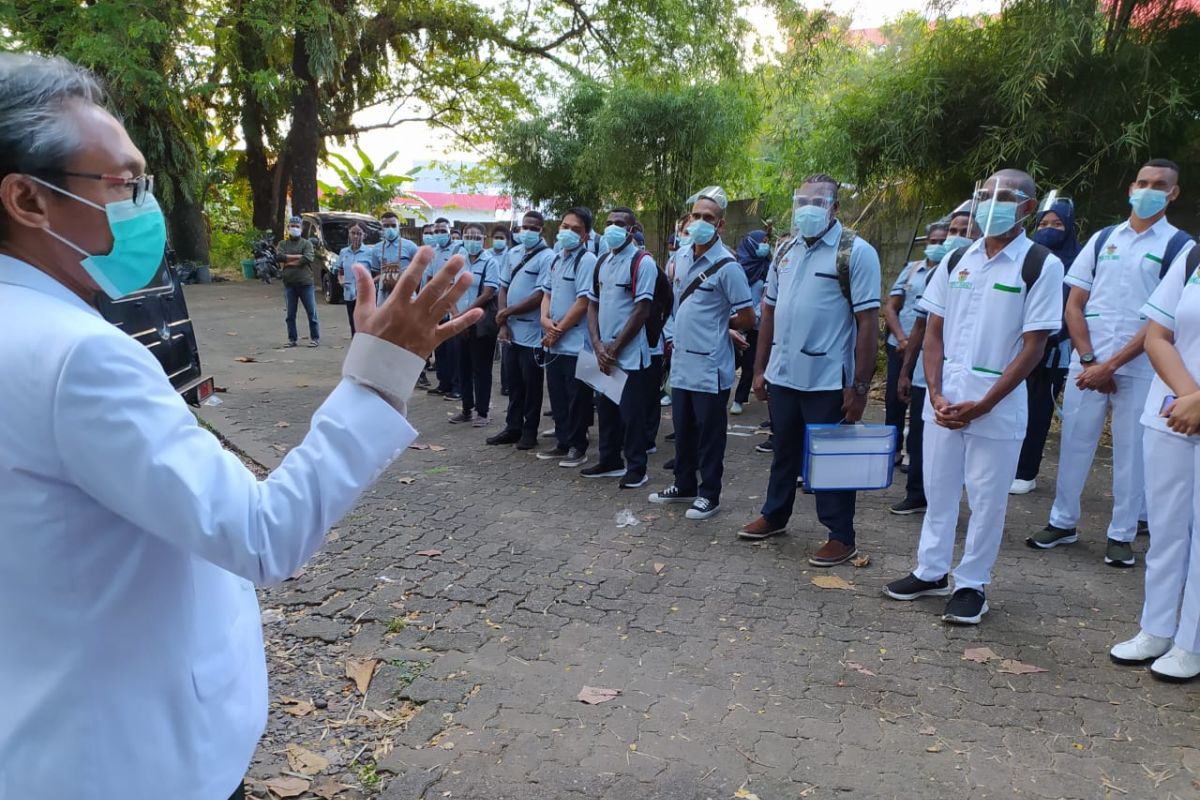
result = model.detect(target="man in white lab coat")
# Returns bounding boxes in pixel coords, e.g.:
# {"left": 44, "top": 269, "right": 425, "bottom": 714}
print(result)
{"left": 0, "top": 53, "right": 480, "bottom": 800}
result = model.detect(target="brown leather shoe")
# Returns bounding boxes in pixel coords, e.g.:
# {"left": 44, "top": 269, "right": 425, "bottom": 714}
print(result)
{"left": 738, "top": 516, "right": 787, "bottom": 540}
{"left": 808, "top": 539, "right": 857, "bottom": 567}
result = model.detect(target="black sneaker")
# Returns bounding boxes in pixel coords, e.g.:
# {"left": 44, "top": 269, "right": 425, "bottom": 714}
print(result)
{"left": 558, "top": 448, "right": 588, "bottom": 468}
{"left": 537, "top": 446, "right": 569, "bottom": 460}
{"left": 581, "top": 463, "right": 625, "bottom": 479}
{"left": 444, "top": 391, "right": 462, "bottom": 401}
{"left": 648, "top": 485, "right": 697, "bottom": 504}
{"left": 883, "top": 573, "right": 951, "bottom": 601}
{"left": 416, "top": 373, "right": 431, "bottom": 388}
{"left": 1105, "top": 538, "right": 1136, "bottom": 568}
{"left": 427, "top": 386, "right": 447, "bottom": 396}
{"left": 619, "top": 472, "right": 649, "bottom": 489}
{"left": 1026, "top": 524, "right": 1078, "bottom": 549}
{"left": 755, "top": 438, "right": 774, "bottom": 454}
{"left": 486, "top": 430, "right": 521, "bottom": 446}
{"left": 942, "top": 588, "right": 988, "bottom": 625}
{"left": 516, "top": 435, "right": 538, "bottom": 451}
{"left": 1137, "top": 520, "right": 1150, "bottom": 537}
{"left": 889, "top": 497, "right": 927, "bottom": 515}
{"left": 665, "top": 432, "right": 676, "bottom": 442}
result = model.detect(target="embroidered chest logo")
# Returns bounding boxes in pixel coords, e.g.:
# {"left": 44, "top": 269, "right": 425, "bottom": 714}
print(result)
{"left": 1098, "top": 243, "right": 1121, "bottom": 263}
{"left": 949, "top": 268, "right": 973, "bottom": 290}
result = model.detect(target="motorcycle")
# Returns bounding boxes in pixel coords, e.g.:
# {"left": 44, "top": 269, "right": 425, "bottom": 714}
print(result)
{"left": 251, "top": 236, "right": 281, "bottom": 284}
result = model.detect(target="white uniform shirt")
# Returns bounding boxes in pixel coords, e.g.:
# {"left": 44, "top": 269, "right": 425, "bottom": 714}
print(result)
{"left": 1140, "top": 249, "right": 1200, "bottom": 437}
{"left": 0, "top": 255, "right": 421, "bottom": 800}
{"left": 1065, "top": 218, "right": 1184, "bottom": 379}
{"left": 918, "top": 235, "right": 1064, "bottom": 439}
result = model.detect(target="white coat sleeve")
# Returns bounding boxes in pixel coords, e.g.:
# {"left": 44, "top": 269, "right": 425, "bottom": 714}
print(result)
{"left": 52, "top": 330, "right": 419, "bottom": 586}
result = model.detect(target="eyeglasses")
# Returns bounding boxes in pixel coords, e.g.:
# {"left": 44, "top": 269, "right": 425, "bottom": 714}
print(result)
{"left": 39, "top": 171, "right": 155, "bottom": 205}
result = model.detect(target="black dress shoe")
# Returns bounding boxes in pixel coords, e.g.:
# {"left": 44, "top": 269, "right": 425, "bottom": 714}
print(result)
{"left": 486, "top": 430, "right": 521, "bottom": 445}
{"left": 516, "top": 435, "right": 538, "bottom": 450}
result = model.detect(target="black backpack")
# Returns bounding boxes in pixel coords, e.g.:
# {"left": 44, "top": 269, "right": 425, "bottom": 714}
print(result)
{"left": 944, "top": 242, "right": 1051, "bottom": 291}
{"left": 592, "top": 250, "right": 674, "bottom": 349}
{"left": 1186, "top": 244, "right": 1200, "bottom": 283}
{"left": 1091, "top": 225, "right": 1192, "bottom": 279}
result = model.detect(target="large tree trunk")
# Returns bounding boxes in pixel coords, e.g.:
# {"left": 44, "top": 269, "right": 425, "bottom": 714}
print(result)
{"left": 234, "top": 6, "right": 287, "bottom": 237}
{"left": 286, "top": 27, "right": 321, "bottom": 214}
{"left": 166, "top": 192, "right": 211, "bottom": 264}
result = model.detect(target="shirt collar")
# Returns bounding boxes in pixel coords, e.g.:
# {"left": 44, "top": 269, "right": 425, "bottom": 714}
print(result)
{"left": 0, "top": 253, "right": 101, "bottom": 317}
{"left": 974, "top": 231, "right": 1030, "bottom": 265}
{"left": 692, "top": 239, "right": 731, "bottom": 269}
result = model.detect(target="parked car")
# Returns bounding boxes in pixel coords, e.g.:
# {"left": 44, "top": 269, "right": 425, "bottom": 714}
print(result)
{"left": 300, "top": 211, "right": 383, "bottom": 304}
{"left": 96, "top": 249, "right": 215, "bottom": 406}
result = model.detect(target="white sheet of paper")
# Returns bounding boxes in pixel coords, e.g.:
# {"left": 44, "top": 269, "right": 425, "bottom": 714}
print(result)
{"left": 575, "top": 349, "right": 628, "bottom": 404}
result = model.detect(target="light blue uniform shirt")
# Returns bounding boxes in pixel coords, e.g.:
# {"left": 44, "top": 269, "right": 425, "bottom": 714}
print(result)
{"left": 333, "top": 245, "right": 375, "bottom": 302}
{"left": 668, "top": 240, "right": 753, "bottom": 393}
{"left": 748, "top": 278, "right": 766, "bottom": 329}
{"left": 422, "top": 241, "right": 464, "bottom": 286}
{"left": 538, "top": 246, "right": 597, "bottom": 356}
{"left": 500, "top": 241, "right": 553, "bottom": 348}
{"left": 372, "top": 237, "right": 418, "bottom": 304}
{"left": 906, "top": 260, "right": 938, "bottom": 390}
{"left": 456, "top": 252, "right": 500, "bottom": 316}
{"left": 888, "top": 259, "right": 934, "bottom": 348}
{"left": 586, "top": 240, "right": 661, "bottom": 371}
{"left": 764, "top": 221, "right": 882, "bottom": 392}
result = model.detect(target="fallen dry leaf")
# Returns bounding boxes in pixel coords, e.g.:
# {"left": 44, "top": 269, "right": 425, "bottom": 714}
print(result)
{"left": 926, "top": 744, "right": 943, "bottom": 753}
{"left": 397, "top": 476, "right": 416, "bottom": 485}
{"left": 234, "top": 355, "right": 257, "bottom": 363}
{"left": 265, "top": 776, "right": 310, "bottom": 798}
{"left": 429, "top": 444, "right": 448, "bottom": 452}
{"left": 274, "top": 421, "right": 289, "bottom": 428}
{"left": 278, "top": 696, "right": 314, "bottom": 716}
{"left": 286, "top": 743, "right": 329, "bottom": 776}
{"left": 346, "top": 658, "right": 379, "bottom": 695}
{"left": 409, "top": 443, "right": 430, "bottom": 451}
{"left": 415, "top": 548, "right": 443, "bottom": 557}
{"left": 577, "top": 686, "right": 621, "bottom": 705}
{"left": 845, "top": 660, "right": 876, "bottom": 676}
{"left": 310, "top": 777, "right": 350, "bottom": 799}
{"left": 811, "top": 575, "right": 853, "bottom": 590}
{"left": 734, "top": 788, "right": 762, "bottom": 800}
{"left": 850, "top": 554, "right": 871, "bottom": 568}
{"left": 261, "top": 608, "right": 285, "bottom": 625}
{"left": 997, "top": 658, "right": 1048, "bottom": 675}
{"left": 962, "top": 647, "right": 1000, "bottom": 663}
{"left": 225, "top": 331, "right": 238, "bottom": 336}
{"left": 653, "top": 563, "right": 666, "bottom": 575}
{"left": 918, "top": 725, "right": 937, "bottom": 736}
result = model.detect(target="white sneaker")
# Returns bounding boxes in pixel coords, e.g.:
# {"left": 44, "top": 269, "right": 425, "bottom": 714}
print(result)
{"left": 685, "top": 497, "right": 720, "bottom": 520}
{"left": 1110, "top": 630, "right": 1172, "bottom": 665}
{"left": 1150, "top": 645, "right": 1200, "bottom": 682}
{"left": 659, "top": 395, "right": 672, "bottom": 407}
{"left": 730, "top": 401, "right": 744, "bottom": 415}
{"left": 1009, "top": 478, "right": 1037, "bottom": 495}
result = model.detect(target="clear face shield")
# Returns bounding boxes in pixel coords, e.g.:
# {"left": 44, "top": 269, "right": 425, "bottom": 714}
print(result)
{"left": 1033, "top": 189, "right": 1073, "bottom": 248}
{"left": 972, "top": 177, "right": 1032, "bottom": 238}
{"left": 791, "top": 184, "right": 836, "bottom": 239}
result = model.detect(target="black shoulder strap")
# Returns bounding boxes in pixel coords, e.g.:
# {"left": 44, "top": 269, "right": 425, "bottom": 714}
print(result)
{"left": 510, "top": 241, "right": 548, "bottom": 281}
{"left": 592, "top": 251, "right": 612, "bottom": 298}
{"left": 1186, "top": 245, "right": 1200, "bottom": 283}
{"left": 945, "top": 247, "right": 967, "bottom": 277}
{"left": 1161, "top": 230, "right": 1194, "bottom": 279}
{"left": 678, "top": 256, "right": 736, "bottom": 307}
{"left": 835, "top": 228, "right": 858, "bottom": 306}
{"left": 1022, "top": 243, "right": 1051, "bottom": 291}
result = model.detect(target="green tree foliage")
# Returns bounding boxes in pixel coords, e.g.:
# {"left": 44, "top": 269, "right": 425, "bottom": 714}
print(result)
{"left": 317, "top": 146, "right": 428, "bottom": 216}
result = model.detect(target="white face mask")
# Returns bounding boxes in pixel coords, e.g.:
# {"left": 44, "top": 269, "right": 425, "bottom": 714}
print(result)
{"left": 288, "top": 226, "right": 302, "bottom": 238}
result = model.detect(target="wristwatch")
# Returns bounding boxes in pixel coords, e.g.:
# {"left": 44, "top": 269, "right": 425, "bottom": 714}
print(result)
{"left": 1080, "top": 352, "right": 1097, "bottom": 364}
{"left": 852, "top": 381, "right": 870, "bottom": 397}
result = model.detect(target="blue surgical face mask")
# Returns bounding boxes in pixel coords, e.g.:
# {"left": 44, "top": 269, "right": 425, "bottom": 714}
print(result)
{"left": 433, "top": 232, "right": 451, "bottom": 247}
{"left": 33, "top": 176, "right": 167, "bottom": 299}
{"left": 1033, "top": 227, "right": 1067, "bottom": 248}
{"left": 556, "top": 229, "right": 581, "bottom": 251}
{"left": 687, "top": 219, "right": 717, "bottom": 245}
{"left": 463, "top": 239, "right": 483, "bottom": 255}
{"left": 677, "top": 234, "right": 693, "bottom": 249}
{"left": 492, "top": 238, "right": 507, "bottom": 252}
{"left": 382, "top": 226, "right": 399, "bottom": 242}
{"left": 943, "top": 235, "right": 972, "bottom": 252}
{"left": 517, "top": 229, "right": 542, "bottom": 248}
{"left": 288, "top": 225, "right": 302, "bottom": 239}
{"left": 793, "top": 205, "right": 829, "bottom": 238}
{"left": 975, "top": 200, "right": 1019, "bottom": 237}
{"left": 755, "top": 242, "right": 770, "bottom": 258}
{"left": 602, "top": 224, "right": 629, "bottom": 250}
{"left": 1129, "top": 187, "right": 1169, "bottom": 219}
{"left": 924, "top": 243, "right": 949, "bottom": 263}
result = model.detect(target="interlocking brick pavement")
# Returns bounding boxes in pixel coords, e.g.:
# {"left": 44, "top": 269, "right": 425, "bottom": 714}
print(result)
{"left": 187, "top": 280, "right": 1199, "bottom": 800}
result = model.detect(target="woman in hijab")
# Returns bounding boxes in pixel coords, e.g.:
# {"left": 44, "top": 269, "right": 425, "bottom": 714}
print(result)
{"left": 1011, "top": 198, "right": 1082, "bottom": 494}
{"left": 732, "top": 230, "right": 772, "bottom": 416}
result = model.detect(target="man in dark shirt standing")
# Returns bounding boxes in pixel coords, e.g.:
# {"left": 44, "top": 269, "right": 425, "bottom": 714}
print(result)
{"left": 276, "top": 214, "right": 320, "bottom": 347}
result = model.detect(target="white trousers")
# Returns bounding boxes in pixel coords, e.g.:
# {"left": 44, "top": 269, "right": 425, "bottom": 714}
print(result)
{"left": 1140, "top": 428, "right": 1200, "bottom": 652}
{"left": 914, "top": 423, "right": 1023, "bottom": 592}
{"left": 1049, "top": 372, "right": 1151, "bottom": 541}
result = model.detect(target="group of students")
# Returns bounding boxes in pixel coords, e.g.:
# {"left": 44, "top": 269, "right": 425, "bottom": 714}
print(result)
{"left": 331, "top": 162, "right": 1200, "bottom": 681}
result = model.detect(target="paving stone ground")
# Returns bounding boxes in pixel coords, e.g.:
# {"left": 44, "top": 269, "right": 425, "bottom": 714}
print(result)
{"left": 187, "top": 279, "right": 1200, "bottom": 800}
